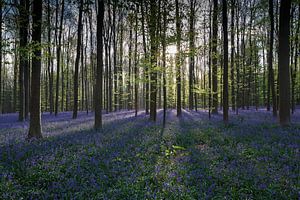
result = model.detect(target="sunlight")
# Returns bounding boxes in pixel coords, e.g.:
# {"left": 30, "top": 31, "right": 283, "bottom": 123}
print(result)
{"left": 166, "top": 45, "right": 177, "bottom": 55}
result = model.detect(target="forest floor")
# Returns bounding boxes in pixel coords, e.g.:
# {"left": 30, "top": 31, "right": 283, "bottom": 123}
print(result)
{"left": 0, "top": 109, "right": 299, "bottom": 199}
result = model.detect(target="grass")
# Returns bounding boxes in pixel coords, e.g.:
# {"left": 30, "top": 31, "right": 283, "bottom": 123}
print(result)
{"left": 0, "top": 110, "right": 299, "bottom": 199}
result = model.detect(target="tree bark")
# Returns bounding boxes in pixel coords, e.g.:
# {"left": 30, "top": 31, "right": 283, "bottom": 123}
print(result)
{"left": 162, "top": 0, "right": 167, "bottom": 125}
{"left": 134, "top": 4, "right": 139, "bottom": 117}
{"left": 175, "top": 0, "right": 182, "bottom": 117}
{"left": 0, "top": 1, "right": 2, "bottom": 114}
{"left": 223, "top": 0, "right": 229, "bottom": 123}
{"left": 212, "top": 0, "right": 218, "bottom": 114}
{"left": 95, "top": 0, "right": 104, "bottom": 129}
{"left": 28, "top": 0, "right": 43, "bottom": 139}
{"left": 19, "top": 0, "right": 29, "bottom": 121}
{"left": 268, "top": 0, "right": 277, "bottom": 117}
{"left": 149, "top": 0, "right": 157, "bottom": 121}
{"left": 230, "top": 0, "right": 235, "bottom": 111}
{"left": 141, "top": 1, "right": 149, "bottom": 115}
{"left": 189, "top": 0, "right": 195, "bottom": 111}
{"left": 72, "top": 0, "right": 83, "bottom": 119}
{"left": 278, "top": 0, "right": 291, "bottom": 126}
{"left": 55, "top": 0, "right": 65, "bottom": 116}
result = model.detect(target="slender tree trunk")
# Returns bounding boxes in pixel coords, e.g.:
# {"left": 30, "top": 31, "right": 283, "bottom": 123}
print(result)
{"left": 235, "top": 2, "right": 240, "bottom": 115}
{"left": 73, "top": 0, "right": 83, "bottom": 119}
{"left": 19, "top": 0, "right": 29, "bottom": 121}
{"left": 278, "top": 0, "right": 291, "bottom": 126}
{"left": 112, "top": 0, "right": 118, "bottom": 112}
{"left": 128, "top": 16, "right": 133, "bottom": 110}
{"left": 212, "top": 0, "right": 218, "bottom": 114}
{"left": 13, "top": 40, "right": 18, "bottom": 112}
{"left": 65, "top": 29, "right": 70, "bottom": 111}
{"left": 208, "top": 2, "right": 212, "bottom": 118}
{"left": 269, "top": 0, "right": 277, "bottom": 117}
{"left": 149, "top": 0, "right": 157, "bottom": 121}
{"left": 55, "top": 0, "right": 65, "bottom": 116}
{"left": 141, "top": 1, "right": 149, "bottom": 114}
{"left": 230, "top": 0, "right": 235, "bottom": 111}
{"left": 81, "top": 33, "right": 85, "bottom": 111}
{"left": 189, "top": 0, "right": 195, "bottom": 111}
{"left": 223, "top": 0, "right": 228, "bottom": 123}
{"left": 134, "top": 4, "right": 139, "bottom": 117}
{"left": 95, "top": 0, "right": 104, "bottom": 129}
{"left": 292, "top": 5, "right": 299, "bottom": 114}
{"left": 119, "top": 17, "right": 124, "bottom": 110}
{"left": 47, "top": 0, "right": 54, "bottom": 115}
{"left": 0, "top": 1, "right": 2, "bottom": 114}
{"left": 162, "top": 1, "right": 167, "bottom": 125}
{"left": 89, "top": 11, "right": 94, "bottom": 111}
{"left": 175, "top": 0, "right": 182, "bottom": 117}
{"left": 28, "top": 0, "right": 43, "bottom": 139}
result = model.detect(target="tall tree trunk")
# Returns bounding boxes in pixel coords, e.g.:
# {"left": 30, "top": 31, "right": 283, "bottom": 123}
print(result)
{"left": 175, "top": 0, "right": 182, "bottom": 117}
{"left": 141, "top": 1, "right": 149, "bottom": 114}
{"left": 119, "top": 17, "right": 124, "bottom": 110}
{"left": 223, "top": 0, "right": 228, "bottom": 123}
{"left": 230, "top": 0, "right": 235, "bottom": 111}
{"left": 73, "top": 0, "right": 83, "bottom": 119}
{"left": 19, "top": 0, "right": 29, "bottom": 121}
{"left": 28, "top": 0, "right": 43, "bottom": 139}
{"left": 208, "top": 2, "right": 212, "bottom": 118}
{"left": 212, "top": 0, "right": 218, "bottom": 114}
{"left": 23, "top": 1, "right": 30, "bottom": 119}
{"left": 81, "top": 34, "right": 85, "bottom": 111}
{"left": 269, "top": 0, "right": 277, "bottom": 117}
{"left": 162, "top": 1, "right": 167, "bottom": 125}
{"left": 149, "top": 0, "right": 157, "bottom": 121}
{"left": 108, "top": 4, "right": 113, "bottom": 113}
{"left": 65, "top": 29, "right": 70, "bottom": 111}
{"left": 0, "top": 1, "right": 3, "bottom": 114}
{"left": 47, "top": 0, "right": 54, "bottom": 115}
{"left": 278, "top": 0, "right": 291, "bottom": 126}
{"left": 128, "top": 15, "right": 133, "bottom": 110}
{"left": 112, "top": 0, "right": 118, "bottom": 112}
{"left": 292, "top": 4, "right": 299, "bottom": 114}
{"left": 95, "top": 0, "right": 104, "bottom": 129}
{"left": 13, "top": 40, "right": 18, "bottom": 112}
{"left": 189, "top": 0, "right": 195, "bottom": 110}
{"left": 134, "top": 4, "right": 139, "bottom": 117}
{"left": 55, "top": 0, "right": 65, "bottom": 116}
{"left": 235, "top": 1, "right": 240, "bottom": 115}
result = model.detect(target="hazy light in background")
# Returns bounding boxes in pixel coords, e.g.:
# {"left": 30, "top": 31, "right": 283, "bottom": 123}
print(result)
{"left": 166, "top": 45, "right": 177, "bottom": 55}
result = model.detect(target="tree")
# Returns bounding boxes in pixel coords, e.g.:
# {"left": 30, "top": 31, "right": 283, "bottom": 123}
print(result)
{"left": 134, "top": 3, "right": 139, "bottom": 117}
{"left": 162, "top": 0, "right": 167, "bottom": 125}
{"left": 268, "top": 0, "right": 277, "bottom": 117}
{"left": 189, "top": 0, "right": 196, "bottom": 111}
{"left": 18, "top": 0, "right": 29, "bottom": 121}
{"left": 28, "top": 0, "right": 43, "bottom": 139}
{"left": 0, "top": 1, "right": 3, "bottom": 114}
{"left": 141, "top": 0, "right": 149, "bottom": 115}
{"left": 47, "top": 0, "right": 54, "bottom": 115}
{"left": 175, "top": 0, "right": 182, "bottom": 117}
{"left": 230, "top": 0, "right": 235, "bottom": 111}
{"left": 55, "top": 0, "right": 65, "bottom": 116}
{"left": 278, "top": 0, "right": 291, "bottom": 126}
{"left": 212, "top": 0, "right": 218, "bottom": 114}
{"left": 149, "top": 0, "right": 157, "bottom": 121}
{"left": 223, "top": 0, "right": 228, "bottom": 123}
{"left": 95, "top": 0, "right": 104, "bottom": 129}
{"left": 73, "top": 0, "right": 83, "bottom": 119}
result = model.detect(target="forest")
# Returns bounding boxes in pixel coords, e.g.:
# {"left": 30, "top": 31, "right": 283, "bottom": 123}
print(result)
{"left": 0, "top": 0, "right": 299, "bottom": 199}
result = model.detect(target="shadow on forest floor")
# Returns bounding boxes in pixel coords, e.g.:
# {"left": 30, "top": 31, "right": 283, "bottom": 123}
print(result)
{"left": 0, "top": 108, "right": 299, "bottom": 199}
